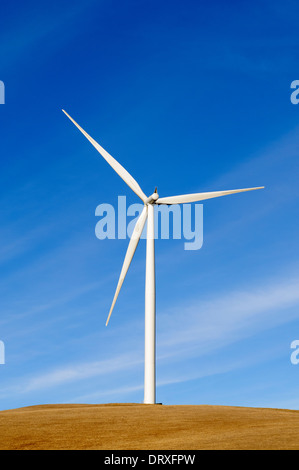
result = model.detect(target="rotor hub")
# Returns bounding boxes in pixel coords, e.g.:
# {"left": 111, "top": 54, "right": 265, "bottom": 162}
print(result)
{"left": 145, "top": 189, "right": 159, "bottom": 205}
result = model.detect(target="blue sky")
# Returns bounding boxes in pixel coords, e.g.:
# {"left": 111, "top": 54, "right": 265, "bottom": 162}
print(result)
{"left": 0, "top": 0, "right": 299, "bottom": 410}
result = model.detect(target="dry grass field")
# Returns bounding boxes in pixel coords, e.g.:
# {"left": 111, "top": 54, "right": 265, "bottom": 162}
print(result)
{"left": 0, "top": 403, "right": 298, "bottom": 450}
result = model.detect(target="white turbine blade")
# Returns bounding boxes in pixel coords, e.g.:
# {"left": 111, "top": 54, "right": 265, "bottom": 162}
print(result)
{"left": 106, "top": 206, "right": 148, "bottom": 326}
{"left": 62, "top": 110, "right": 147, "bottom": 202}
{"left": 157, "top": 186, "right": 264, "bottom": 205}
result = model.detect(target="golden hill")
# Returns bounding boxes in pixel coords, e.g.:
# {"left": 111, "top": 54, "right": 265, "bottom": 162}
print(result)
{"left": 0, "top": 403, "right": 298, "bottom": 450}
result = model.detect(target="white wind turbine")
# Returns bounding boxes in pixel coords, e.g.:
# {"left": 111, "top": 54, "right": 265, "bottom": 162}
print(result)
{"left": 63, "top": 109, "right": 264, "bottom": 405}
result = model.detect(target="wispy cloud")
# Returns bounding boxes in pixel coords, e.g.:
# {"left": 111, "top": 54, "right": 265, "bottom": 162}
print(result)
{"left": 157, "top": 270, "right": 299, "bottom": 359}
{"left": 24, "top": 354, "right": 141, "bottom": 393}
{"left": 1, "top": 267, "right": 298, "bottom": 404}
{"left": 0, "top": 352, "right": 142, "bottom": 399}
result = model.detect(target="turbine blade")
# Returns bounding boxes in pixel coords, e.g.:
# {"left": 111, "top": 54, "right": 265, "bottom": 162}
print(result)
{"left": 156, "top": 186, "right": 264, "bottom": 205}
{"left": 62, "top": 110, "right": 147, "bottom": 202}
{"left": 106, "top": 206, "right": 148, "bottom": 326}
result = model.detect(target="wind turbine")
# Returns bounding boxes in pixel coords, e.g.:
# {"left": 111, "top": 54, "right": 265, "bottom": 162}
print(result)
{"left": 62, "top": 109, "right": 264, "bottom": 405}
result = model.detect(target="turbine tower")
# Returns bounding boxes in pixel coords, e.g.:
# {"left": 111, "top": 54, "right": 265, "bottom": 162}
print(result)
{"left": 63, "top": 110, "right": 264, "bottom": 405}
